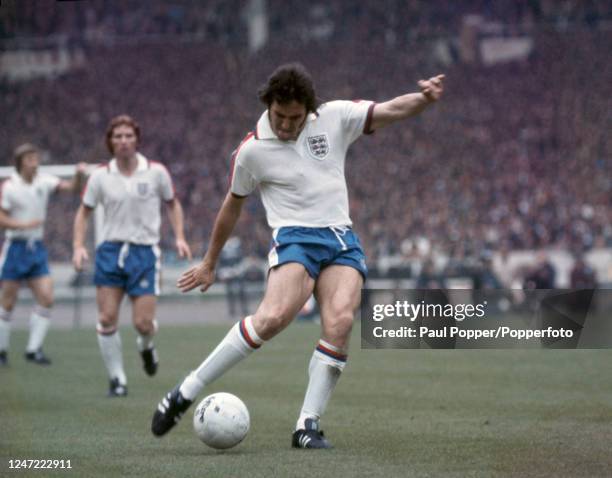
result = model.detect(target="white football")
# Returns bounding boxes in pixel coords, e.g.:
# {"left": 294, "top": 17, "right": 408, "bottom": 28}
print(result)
{"left": 193, "top": 393, "right": 250, "bottom": 449}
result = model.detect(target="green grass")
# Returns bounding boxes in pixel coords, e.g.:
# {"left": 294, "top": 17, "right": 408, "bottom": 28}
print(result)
{"left": 1, "top": 323, "right": 612, "bottom": 477}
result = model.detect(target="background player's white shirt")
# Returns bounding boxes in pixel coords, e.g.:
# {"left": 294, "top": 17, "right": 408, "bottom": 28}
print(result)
{"left": 1, "top": 172, "right": 60, "bottom": 240}
{"left": 82, "top": 153, "right": 175, "bottom": 245}
{"left": 230, "top": 100, "right": 375, "bottom": 229}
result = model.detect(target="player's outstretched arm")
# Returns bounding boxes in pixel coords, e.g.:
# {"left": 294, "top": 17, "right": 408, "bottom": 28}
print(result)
{"left": 165, "top": 198, "right": 192, "bottom": 260}
{"left": 177, "top": 192, "right": 246, "bottom": 293}
{"left": 0, "top": 209, "right": 42, "bottom": 230}
{"left": 57, "top": 162, "right": 88, "bottom": 193}
{"left": 72, "top": 204, "right": 92, "bottom": 271}
{"left": 370, "top": 74, "right": 445, "bottom": 131}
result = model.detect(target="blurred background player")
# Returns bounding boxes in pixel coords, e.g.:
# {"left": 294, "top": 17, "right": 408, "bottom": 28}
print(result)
{"left": 218, "top": 236, "right": 250, "bottom": 320}
{"left": 72, "top": 115, "right": 192, "bottom": 397}
{"left": 0, "top": 143, "right": 85, "bottom": 366}
{"left": 151, "top": 63, "right": 444, "bottom": 447}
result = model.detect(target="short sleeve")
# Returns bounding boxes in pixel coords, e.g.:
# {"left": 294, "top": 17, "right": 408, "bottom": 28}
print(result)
{"left": 43, "top": 174, "right": 61, "bottom": 194}
{"left": 228, "top": 134, "right": 258, "bottom": 197}
{"left": 337, "top": 100, "right": 376, "bottom": 145}
{"left": 82, "top": 171, "right": 101, "bottom": 208}
{"left": 230, "top": 155, "right": 257, "bottom": 197}
{"left": 157, "top": 165, "right": 175, "bottom": 202}
{"left": 0, "top": 181, "right": 12, "bottom": 211}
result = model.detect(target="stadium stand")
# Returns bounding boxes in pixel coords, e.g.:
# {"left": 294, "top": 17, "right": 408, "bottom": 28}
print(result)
{"left": 1, "top": 0, "right": 610, "bottom": 286}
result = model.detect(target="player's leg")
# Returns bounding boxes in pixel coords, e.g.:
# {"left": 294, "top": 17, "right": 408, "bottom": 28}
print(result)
{"left": 122, "top": 244, "right": 161, "bottom": 377}
{"left": 0, "top": 280, "right": 21, "bottom": 365}
{"left": 183, "top": 262, "right": 314, "bottom": 392}
{"left": 96, "top": 286, "right": 127, "bottom": 396}
{"left": 130, "top": 294, "right": 159, "bottom": 376}
{"left": 152, "top": 262, "right": 315, "bottom": 437}
{"left": 293, "top": 265, "right": 363, "bottom": 449}
{"left": 24, "top": 276, "right": 54, "bottom": 364}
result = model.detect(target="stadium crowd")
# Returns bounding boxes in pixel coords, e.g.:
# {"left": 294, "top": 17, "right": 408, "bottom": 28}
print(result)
{"left": 2, "top": 1, "right": 609, "bottom": 43}
{"left": 1, "top": 1, "right": 610, "bottom": 282}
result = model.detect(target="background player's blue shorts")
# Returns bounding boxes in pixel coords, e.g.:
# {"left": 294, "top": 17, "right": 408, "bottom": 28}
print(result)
{"left": 94, "top": 241, "right": 160, "bottom": 296}
{"left": 268, "top": 226, "right": 368, "bottom": 280}
{"left": 0, "top": 239, "right": 50, "bottom": 281}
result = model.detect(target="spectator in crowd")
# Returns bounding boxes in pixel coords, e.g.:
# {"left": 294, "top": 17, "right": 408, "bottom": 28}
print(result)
{"left": 570, "top": 254, "right": 597, "bottom": 289}
{"left": 523, "top": 251, "right": 557, "bottom": 289}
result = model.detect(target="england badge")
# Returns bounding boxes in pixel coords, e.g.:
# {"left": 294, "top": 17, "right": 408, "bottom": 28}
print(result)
{"left": 307, "top": 134, "right": 330, "bottom": 160}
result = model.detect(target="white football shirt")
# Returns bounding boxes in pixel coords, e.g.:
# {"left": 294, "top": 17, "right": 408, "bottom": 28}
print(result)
{"left": 230, "top": 100, "right": 375, "bottom": 229}
{"left": 1, "top": 172, "right": 60, "bottom": 240}
{"left": 82, "top": 153, "right": 175, "bottom": 245}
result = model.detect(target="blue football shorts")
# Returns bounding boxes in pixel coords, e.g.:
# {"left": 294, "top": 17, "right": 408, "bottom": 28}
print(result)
{"left": 0, "top": 239, "right": 50, "bottom": 281}
{"left": 268, "top": 226, "right": 368, "bottom": 280}
{"left": 94, "top": 241, "right": 161, "bottom": 296}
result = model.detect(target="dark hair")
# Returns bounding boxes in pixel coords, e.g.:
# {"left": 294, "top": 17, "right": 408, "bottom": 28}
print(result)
{"left": 13, "top": 143, "right": 39, "bottom": 172}
{"left": 257, "top": 63, "right": 318, "bottom": 113}
{"left": 105, "top": 114, "right": 140, "bottom": 154}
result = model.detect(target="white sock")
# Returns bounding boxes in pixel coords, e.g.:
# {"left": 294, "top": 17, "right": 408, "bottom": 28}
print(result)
{"left": 136, "top": 320, "right": 158, "bottom": 351}
{"left": 25, "top": 305, "right": 51, "bottom": 353}
{"left": 96, "top": 324, "right": 127, "bottom": 385}
{"left": 0, "top": 307, "right": 12, "bottom": 352}
{"left": 296, "top": 339, "right": 347, "bottom": 431}
{"left": 180, "top": 316, "right": 263, "bottom": 400}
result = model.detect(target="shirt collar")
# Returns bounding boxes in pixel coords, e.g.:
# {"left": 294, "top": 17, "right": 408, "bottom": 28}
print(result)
{"left": 109, "top": 153, "right": 148, "bottom": 173}
{"left": 255, "top": 110, "right": 318, "bottom": 140}
{"left": 12, "top": 171, "right": 36, "bottom": 185}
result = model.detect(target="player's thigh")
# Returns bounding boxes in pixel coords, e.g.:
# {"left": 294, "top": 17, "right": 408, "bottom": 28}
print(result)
{"left": 1, "top": 280, "right": 21, "bottom": 310}
{"left": 253, "top": 263, "right": 315, "bottom": 337}
{"left": 27, "top": 276, "right": 54, "bottom": 308}
{"left": 315, "top": 265, "right": 363, "bottom": 346}
{"left": 130, "top": 294, "right": 156, "bottom": 328}
{"left": 96, "top": 286, "right": 125, "bottom": 326}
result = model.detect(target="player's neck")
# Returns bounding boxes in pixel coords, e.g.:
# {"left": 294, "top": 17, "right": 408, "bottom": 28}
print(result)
{"left": 20, "top": 171, "right": 35, "bottom": 183}
{"left": 115, "top": 155, "right": 138, "bottom": 175}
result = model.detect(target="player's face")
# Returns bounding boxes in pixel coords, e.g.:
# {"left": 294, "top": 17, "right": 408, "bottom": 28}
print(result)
{"left": 269, "top": 100, "right": 307, "bottom": 142}
{"left": 20, "top": 152, "right": 39, "bottom": 178}
{"left": 110, "top": 124, "right": 138, "bottom": 159}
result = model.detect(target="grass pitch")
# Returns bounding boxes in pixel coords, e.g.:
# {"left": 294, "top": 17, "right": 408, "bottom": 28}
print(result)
{"left": 1, "top": 322, "right": 611, "bottom": 478}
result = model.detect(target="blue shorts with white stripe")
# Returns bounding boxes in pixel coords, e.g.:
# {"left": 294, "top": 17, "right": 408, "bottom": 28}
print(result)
{"left": 0, "top": 239, "right": 50, "bottom": 281}
{"left": 268, "top": 226, "right": 367, "bottom": 280}
{"left": 94, "top": 241, "right": 161, "bottom": 296}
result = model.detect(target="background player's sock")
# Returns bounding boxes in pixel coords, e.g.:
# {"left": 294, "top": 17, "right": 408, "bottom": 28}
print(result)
{"left": 0, "top": 307, "right": 12, "bottom": 352}
{"left": 25, "top": 305, "right": 51, "bottom": 353}
{"left": 136, "top": 320, "right": 158, "bottom": 351}
{"left": 97, "top": 324, "right": 127, "bottom": 385}
{"left": 180, "top": 316, "right": 263, "bottom": 400}
{"left": 296, "top": 339, "right": 347, "bottom": 431}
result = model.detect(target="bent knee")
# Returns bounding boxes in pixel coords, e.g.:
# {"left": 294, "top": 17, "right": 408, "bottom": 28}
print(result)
{"left": 38, "top": 297, "right": 54, "bottom": 309}
{"left": 322, "top": 312, "right": 354, "bottom": 342}
{"left": 252, "top": 307, "right": 294, "bottom": 340}
{"left": 2, "top": 301, "right": 16, "bottom": 312}
{"left": 98, "top": 312, "right": 119, "bottom": 328}
{"left": 133, "top": 317, "right": 156, "bottom": 335}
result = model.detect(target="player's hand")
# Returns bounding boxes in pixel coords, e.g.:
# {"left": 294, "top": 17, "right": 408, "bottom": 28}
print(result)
{"left": 75, "top": 162, "right": 88, "bottom": 176}
{"left": 175, "top": 238, "right": 193, "bottom": 261}
{"left": 72, "top": 246, "right": 89, "bottom": 271}
{"left": 18, "top": 219, "right": 43, "bottom": 230}
{"left": 177, "top": 261, "right": 216, "bottom": 293}
{"left": 418, "top": 74, "right": 445, "bottom": 102}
